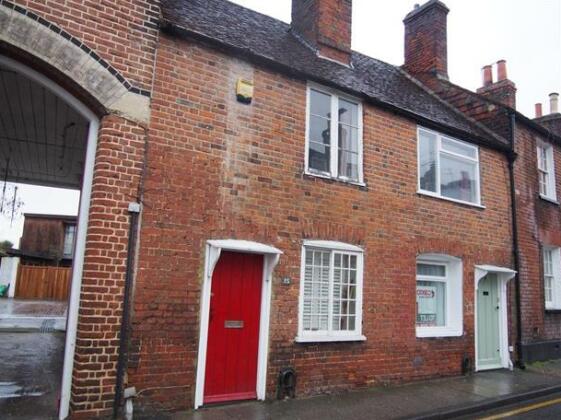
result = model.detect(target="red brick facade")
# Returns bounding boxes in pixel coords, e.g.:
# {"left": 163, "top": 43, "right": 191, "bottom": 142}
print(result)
{"left": 514, "top": 125, "right": 561, "bottom": 342}
{"left": 410, "top": 41, "right": 561, "bottom": 360}
{"left": 1, "top": 0, "right": 559, "bottom": 417}
{"left": 126, "top": 34, "right": 514, "bottom": 411}
{"left": 71, "top": 115, "right": 146, "bottom": 416}
{"left": 12, "top": 0, "right": 159, "bottom": 91}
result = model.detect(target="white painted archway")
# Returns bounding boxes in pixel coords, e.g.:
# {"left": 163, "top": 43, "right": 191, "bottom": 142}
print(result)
{"left": 0, "top": 54, "right": 99, "bottom": 420}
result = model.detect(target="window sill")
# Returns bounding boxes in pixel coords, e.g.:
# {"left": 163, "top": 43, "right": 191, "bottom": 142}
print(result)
{"left": 295, "top": 335, "right": 367, "bottom": 343}
{"left": 545, "top": 307, "right": 561, "bottom": 313}
{"left": 539, "top": 195, "right": 559, "bottom": 205}
{"left": 417, "top": 190, "right": 485, "bottom": 209}
{"left": 304, "top": 171, "right": 366, "bottom": 188}
{"left": 416, "top": 328, "right": 463, "bottom": 338}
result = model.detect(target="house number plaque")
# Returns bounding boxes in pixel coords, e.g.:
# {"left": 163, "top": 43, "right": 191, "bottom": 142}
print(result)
{"left": 224, "top": 320, "right": 244, "bottom": 329}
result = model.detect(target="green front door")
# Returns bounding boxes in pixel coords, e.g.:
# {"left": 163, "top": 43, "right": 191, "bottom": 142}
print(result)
{"left": 477, "top": 274, "right": 502, "bottom": 369}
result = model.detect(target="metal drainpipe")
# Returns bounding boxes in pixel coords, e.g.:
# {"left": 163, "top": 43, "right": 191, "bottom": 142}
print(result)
{"left": 113, "top": 202, "right": 141, "bottom": 418}
{"left": 508, "top": 111, "right": 525, "bottom": 369}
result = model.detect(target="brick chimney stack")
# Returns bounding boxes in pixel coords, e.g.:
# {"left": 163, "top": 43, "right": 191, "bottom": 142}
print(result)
{"left": 476, "top": 60, "right": 517, "bottom": 109}
{"left": 291, "top": 0, "right": 353, "bottom": 65}
{"left": 403, "top": 0, "right": 450, "bottom": 79}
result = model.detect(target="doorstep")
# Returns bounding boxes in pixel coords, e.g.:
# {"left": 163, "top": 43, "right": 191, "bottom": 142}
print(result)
{"left": 137, "top": 369, "right": 561, "bottom": 420}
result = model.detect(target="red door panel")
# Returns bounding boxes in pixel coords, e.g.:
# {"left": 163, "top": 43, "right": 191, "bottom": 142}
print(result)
{"left": 204, "top": 251, "right": 264, "bottom": 404}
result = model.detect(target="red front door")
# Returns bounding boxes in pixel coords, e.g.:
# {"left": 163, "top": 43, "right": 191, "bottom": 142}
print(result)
{"left": 203, "top": 251, "right": 264, "bottom": 404}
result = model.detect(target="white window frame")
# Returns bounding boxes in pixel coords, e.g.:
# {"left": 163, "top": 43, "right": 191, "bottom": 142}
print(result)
{"left": 416, "top": 254, "right": 463, "bottom": 338}
{"left": 63, "top": 224, "right": 76, "bottom": 258}
{"left": 296, "top": 240, "right": 366, "bottom": 343}
{"left": 305, "top": 83, "right": 364, "bottom": 185}
{"left": 537, "top": 141, "right": 557, "bottom": 202}
{"left": 543, "top": 246, "right": 561, "bottom": 310}
{"left": 417, "top": 127, "right": 482, "bottom": 207}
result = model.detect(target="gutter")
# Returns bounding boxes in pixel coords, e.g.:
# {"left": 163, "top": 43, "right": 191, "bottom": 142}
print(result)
{"left": 507, "top": 111, "right": 525, "bottom": 368}
{"left": 159, "top": 22, "right": 511, "bottom": 155}
{"left": 113, "top": 202, "right": 141, "bottom": 418}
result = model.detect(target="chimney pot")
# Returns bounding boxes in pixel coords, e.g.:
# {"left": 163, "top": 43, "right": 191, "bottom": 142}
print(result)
{"left": 535, "top": 103, "right": 543, "bottom": 118}
{"left": 497, "top": 60, "right": 507, "bottom": 81}
{"left": 550, "top": 92, "right": 559, "bottom": 114}
{"left": 482, "top": 65, "right": 493, "bottom": 87}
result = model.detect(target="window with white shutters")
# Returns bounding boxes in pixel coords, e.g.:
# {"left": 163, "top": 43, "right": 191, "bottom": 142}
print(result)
{"left": 297, "top": 241, "right": 365, "bottom": 342}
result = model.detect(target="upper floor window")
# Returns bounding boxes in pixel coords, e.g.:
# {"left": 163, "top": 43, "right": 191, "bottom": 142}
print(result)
{"left": 63, "top": 224, "right": 76, "bottom": 257}
{"left": 418, "top": 128, "right": 481, "bottom": 206}
{"left": 544, "top": 247, "right": 561, "bottom": 310}
{"left": 306, "top": 85, "right": 363, "bottom": 184}
{"left": 297, "top": 240, "right": 365, "bottom": 342}
{"left": 537, "top": 142, "right": 557, "bottom": 201}
{"left": 416, "top": 254, "right": 463, "bottom": 338}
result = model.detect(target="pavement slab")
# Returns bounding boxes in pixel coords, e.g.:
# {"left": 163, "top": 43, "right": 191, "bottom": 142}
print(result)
{"left": 133, "top": 369, "right": 561, "bottom": 420}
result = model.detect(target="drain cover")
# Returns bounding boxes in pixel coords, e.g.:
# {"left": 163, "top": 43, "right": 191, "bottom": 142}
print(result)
{"left": 40, "top": 319, "right": 56, "bottom": 333}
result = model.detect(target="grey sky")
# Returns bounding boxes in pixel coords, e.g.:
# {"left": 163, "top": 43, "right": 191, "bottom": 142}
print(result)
{"left": 1, "top": 0, "right": 559, "bottom": 246}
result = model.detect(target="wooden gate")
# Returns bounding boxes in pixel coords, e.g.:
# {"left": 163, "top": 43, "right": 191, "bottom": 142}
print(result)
{"left": 15, "top": 265, "right": 72, "bottom": 300}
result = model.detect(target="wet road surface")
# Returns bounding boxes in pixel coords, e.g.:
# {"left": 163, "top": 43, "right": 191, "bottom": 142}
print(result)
{"left": 0, "top": 332, "right": 65, "bottom": 419}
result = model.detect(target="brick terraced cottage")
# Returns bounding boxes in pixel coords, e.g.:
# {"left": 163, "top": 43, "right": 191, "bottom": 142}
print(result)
{"left": 401, "top": 0, "right": 561, "bottom": 364}
{"left": 133, "top": 0, "right": 517, "bottom": 412}
{"left": 0, "top": 0, "right": 559, "bottom": 417}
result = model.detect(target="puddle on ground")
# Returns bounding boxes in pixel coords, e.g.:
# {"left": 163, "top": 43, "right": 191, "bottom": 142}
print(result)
{"left": 0, "top": 382, "right": 43, "bottom": 398}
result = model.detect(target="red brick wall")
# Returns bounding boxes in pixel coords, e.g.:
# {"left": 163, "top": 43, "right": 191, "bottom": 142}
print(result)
{"left": 3, "top": 1, "right": 156, "bottom": 416}
{"left": 129, "top": 35, "right": 514, "bottom": 411}
{"left": 291, "top": 0, "right": 352, "bottom": 64}
{"left": 13, "top": 0, "right": 159, "bottom": 91}
{"left": 419, "top": 75, "right": 561, "bottom": 347}
{"left": 71, "top": 114, "right": 146, "bottom": 417}
{"left": 513, "top": 125, "right": 561, "bottom": 341}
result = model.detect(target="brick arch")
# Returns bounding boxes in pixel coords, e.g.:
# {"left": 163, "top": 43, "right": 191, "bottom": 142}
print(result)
{"left": 0, "top": 0, "right": 150, "bottom": 122}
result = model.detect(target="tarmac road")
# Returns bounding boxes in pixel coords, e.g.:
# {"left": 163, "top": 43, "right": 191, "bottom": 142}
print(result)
{"left": 471, "top": 392, "right": 561, "bottom": 419}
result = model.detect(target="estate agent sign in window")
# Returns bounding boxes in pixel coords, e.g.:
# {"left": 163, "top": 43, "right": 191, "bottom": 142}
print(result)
{"left": 418, "top": 127, "right": 481, "bottom": 206}
{"left": 297, "top": 241, "right": 365, "bottom": 342}
{"left": 416, "top": 255, "right": 463, "bottom": 338}
{"left": 306, "top": 85, "right": 363, "bottom": 184}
